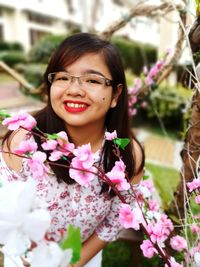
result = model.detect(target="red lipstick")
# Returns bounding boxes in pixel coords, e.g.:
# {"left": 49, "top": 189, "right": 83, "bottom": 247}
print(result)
{"left": 64, "top": 100, "right": 89, "bottom": 113}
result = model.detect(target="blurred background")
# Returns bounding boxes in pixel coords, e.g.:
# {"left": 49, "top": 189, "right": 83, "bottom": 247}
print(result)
{"left": 0, "top": 0, "right": 198, "bottom": 266}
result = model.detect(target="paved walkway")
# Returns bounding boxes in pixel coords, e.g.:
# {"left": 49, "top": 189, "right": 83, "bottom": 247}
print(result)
{"left": 135, "top": 128, "right": 183, "bottom": 170}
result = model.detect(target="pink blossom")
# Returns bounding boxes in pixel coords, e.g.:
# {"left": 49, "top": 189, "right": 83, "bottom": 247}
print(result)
{"left": 144, "top": 76, "right": 153, "bottom": 86}
{"left": 129, "top": 108, "right": 137, "bottom": 116}
{"left": 148, "top": 66, "right": 159, "bottom": 78}
{"left": 147, "top": 215, "right": 173, "bottom": 244}
{"left": 113, "top": 160, "right": 126, "bottom": 173}
{"left": 155, "top": 59, "right": 165, "bottom": 70}
{"left": 2, "top": 111, "right": 36, "bottom": 130}
{"left": 170, "top": 235, "right": 187, "bottom": 252}
{"left": 141, "top": 101, "right": 148, "bottom": 108}
{"left": 147, "top": 222, "right": 167, "bottom": 243}
{"left": 160, "top": 214, "right": 174, "bottom": 235}
{"left": 190, "top": 224, "right": 200, "bottom": 234}
{"left": 148, "top": 199, "right": 159, "bottom": 211}
{"left": 119, "top": 203, "right": 142, "bottom": 230}
{"left": 165, "top": 257, "right": 184, "bottom": 267}
{"left": 69, "top": 157, "right": 96, "bottom": 187}
{"left": 105, "top": 130, "right": 117, "bottom": 141}
{"left": 57, "top": 131, "right": 68, "bottom": 141}
{"left": 106, "top": 162, "right": 129, "bottom": 191}
{"left": 141, "top": 179, "right": 154, "bottom": 193}
{"left": 14, "top": 140, "right": 38, "bottom": 155}
{"left": 106, "top": 169, "right": 130, "bottom": 191}
{"left": 140, "top": 239, "right": 157, "bottom": 258}
{"left": 187, "top": 178, "right": 200, "bottom": 192}
{"left": 49, "top": 150, "right": 63, "bottom": 161}
{"left": 166, "top": 47, "right": 173, "bottom": 55}
{"left": 42, "top": 140, "right": 58, "bottom": 151}
{"left": 56, "top": 131, "right": 75, "bottom": 155}
{"left": 128, "top": 78, "right": 142, "bottom": 95}
{"left": 143, "top": 66, "right": 148, "bottom": 75}
{"left": 73, "top": 144, "right": 94, "bottom": 169}
{"left": 195, "top": 195, "right": 200, "bottom": 204}
{"left": 28, "top": 151, "right": 48, "bottom": 180}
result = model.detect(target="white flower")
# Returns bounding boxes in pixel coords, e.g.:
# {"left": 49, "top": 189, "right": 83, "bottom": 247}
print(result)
{"left": 0, "top": 179, "right": 51, "bottom": 257}
{"left": 31, "top": 241, "right": 72, "bottom": 267}
{"left": 194, "top": 252, "right": 200, "bottom": 267}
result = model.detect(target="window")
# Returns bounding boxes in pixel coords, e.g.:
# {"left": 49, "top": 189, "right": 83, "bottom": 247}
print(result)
{"left": 29, "top": 29, "right": 49, "bottom": 46}
{"left": 28, "top": 12, "right": 53, "bottom": 25}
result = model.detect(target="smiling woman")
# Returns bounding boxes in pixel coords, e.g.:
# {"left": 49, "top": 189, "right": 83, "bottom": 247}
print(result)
{"left": 0, "top": 33, "right": 144, "bottom": 267}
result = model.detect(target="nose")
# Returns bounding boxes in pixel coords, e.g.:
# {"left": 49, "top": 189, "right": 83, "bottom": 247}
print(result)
{"left": 65, "top": 76, "right": 85, "bottom": 97}
{"left": 71, "top": 76, "right": 82, "bottom": 86}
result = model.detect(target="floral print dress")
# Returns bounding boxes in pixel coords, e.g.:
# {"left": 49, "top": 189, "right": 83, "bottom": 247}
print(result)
{"left": 0, "top": 149, "right": 139, "bottom": 266}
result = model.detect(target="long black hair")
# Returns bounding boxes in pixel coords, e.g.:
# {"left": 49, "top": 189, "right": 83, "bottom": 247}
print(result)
{"left": 3, "top": 32, "right": 144, "bottom": 194}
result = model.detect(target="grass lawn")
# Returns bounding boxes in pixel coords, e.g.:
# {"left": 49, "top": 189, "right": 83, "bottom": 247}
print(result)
{"left": 145, "top": 162, "right": 180, "bottom": 209}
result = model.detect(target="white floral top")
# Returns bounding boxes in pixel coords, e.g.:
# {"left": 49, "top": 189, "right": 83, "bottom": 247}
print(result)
{"left": 0, "top": 150, "right": 139, "bottom": 243}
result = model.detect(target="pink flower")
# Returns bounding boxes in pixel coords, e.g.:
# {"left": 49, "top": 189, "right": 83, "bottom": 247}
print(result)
{"left": 170, "top": 235, "right": 187, "bottom": 252}
{"left": 49, "top": 150, "right": 63, "bottom": 161}
{"left": 73, "top": 144, "right": 94, "bottom": 169}
{"left": 2, "top": 111, "right": 36, "bottom": 130}
{"left": 147, "top": 222, "right": 166, "bottom": 243}
{"left": 165, "top": 257, "right": 184, "bottom": 267}
{"left": 106, "top": 170, "right": 130, "bottom": 191}
{"left": 119, "top": 204, "right": 142, "bottom": 230}
{"left": 42, "top": 140, "right": 58, "bottom": 150}
{"left": 69, "top": 157, "right": 95, "bottom": 187}
{"left": 14, "top": 140, "right": 38, "bottom": 155}
{"left": 141, "top": 179, "right": 154, "bottom": 193}
{"left": 56, "top": 131, "right": 75, "bottom": 155}
{"left": 105, "top": 130, "right": 117, "bottom": 141}
{"left": 148, "top": 199, "right": 159, "bottom": 211}
{"left": 187, "top": 178, "right": 200, "bottom": 192}
{"left": 28, "top": 151, "right": 48, "bottom": 180}
{"left": 190, "top": 224, "right": 200, "bottom": 234}
{"left": 113, "top": 160, "right": 126, "bottom": 172}
{"left": 106, "top": 161, "right": 130, "bottom": 191}
{"left": 140, "top": 240, "right": 157, "bottom": 258}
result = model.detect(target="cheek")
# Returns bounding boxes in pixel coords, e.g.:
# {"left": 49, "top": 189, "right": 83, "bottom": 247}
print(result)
{"left": 50, "top": 86, "right": 62, "bottom": 101}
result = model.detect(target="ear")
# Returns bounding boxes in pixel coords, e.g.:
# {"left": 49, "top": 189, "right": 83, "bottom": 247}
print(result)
{"left": 110, "top": 84, "right": 122, "bottom": 108}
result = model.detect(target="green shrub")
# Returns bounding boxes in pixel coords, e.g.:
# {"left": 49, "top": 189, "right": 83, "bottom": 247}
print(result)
{"left": 0, "top": 41, "right": 24, "bottom": 51}
{"left": 0, "top": 51, "right": 27, "bottom": 67}
{"left": 111, "top": 36, "right": 157, "bottom": 75}
{"left": 29, "top": 34, "right": 66, "bottom": 63}
{"left": 146, "top": 83, "right": 192, "bottom": 126}
{"left": 15, "top": 63, "right": 46, "bottom": 87}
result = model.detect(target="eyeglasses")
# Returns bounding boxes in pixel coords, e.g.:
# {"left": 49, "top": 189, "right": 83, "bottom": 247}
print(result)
{"left": 48, "top": 71, "right": 113, "bottom": 90}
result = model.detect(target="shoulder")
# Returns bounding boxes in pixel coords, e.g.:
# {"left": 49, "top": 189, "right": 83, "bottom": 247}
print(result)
{"left": 131, "top": 138, "right": 145, "bottom": 183}
{"left": 2, "top": 128, "right": 28, "bottom": 172}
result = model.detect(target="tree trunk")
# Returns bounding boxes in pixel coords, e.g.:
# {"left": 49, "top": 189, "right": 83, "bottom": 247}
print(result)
{"left": 169, "top": 16, "right": 200, "bottom": 220}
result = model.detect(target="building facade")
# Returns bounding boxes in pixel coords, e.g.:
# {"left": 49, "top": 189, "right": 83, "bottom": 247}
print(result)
{"left": 0, "top": 0, "right": 135, "bottom": 51}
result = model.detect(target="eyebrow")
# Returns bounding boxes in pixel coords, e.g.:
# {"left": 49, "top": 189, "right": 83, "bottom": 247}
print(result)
{"left": 83, "top": 69, "right": 106, "bottom": 78}
{"left": 62, "top": 68, "right": 107, "bottom": 78}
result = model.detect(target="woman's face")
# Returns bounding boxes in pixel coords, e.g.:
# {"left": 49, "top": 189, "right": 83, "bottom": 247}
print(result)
{"left": 50, "top": 53, "right": 119, "bottom": 131}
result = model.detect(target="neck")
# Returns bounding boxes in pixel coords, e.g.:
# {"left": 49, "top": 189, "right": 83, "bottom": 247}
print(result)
{"left": 66, "top": 124, "right": 105, "bottom": 153}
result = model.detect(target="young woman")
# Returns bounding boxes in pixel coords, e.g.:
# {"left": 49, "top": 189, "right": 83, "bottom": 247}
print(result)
{"left": 0, "top": 32, "right": 144, "bottom": 267}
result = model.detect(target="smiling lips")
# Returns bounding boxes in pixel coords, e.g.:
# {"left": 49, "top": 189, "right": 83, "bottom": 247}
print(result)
{"left": 64, "top": 101, "right": 89, "bottom": 113}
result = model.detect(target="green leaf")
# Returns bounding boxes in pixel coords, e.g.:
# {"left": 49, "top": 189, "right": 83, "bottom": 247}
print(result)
{"left": 0, "top": 109, "right": 10, "bottom": 121}
{"left": 46, "top": 133, "right": 59, "bottom": 140}
{"left": 142, "top": 175, "right": 149, "bottom": 180}
{"left": 59, "top": 224, "right": 81, "bottom": 264}
{"left": 113, "top": 138, "right": 130, "bottom": 150}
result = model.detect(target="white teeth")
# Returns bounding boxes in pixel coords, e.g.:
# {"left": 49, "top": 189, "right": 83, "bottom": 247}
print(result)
{"left": 66, "top": 103, "right": 87, "bottom": 108}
